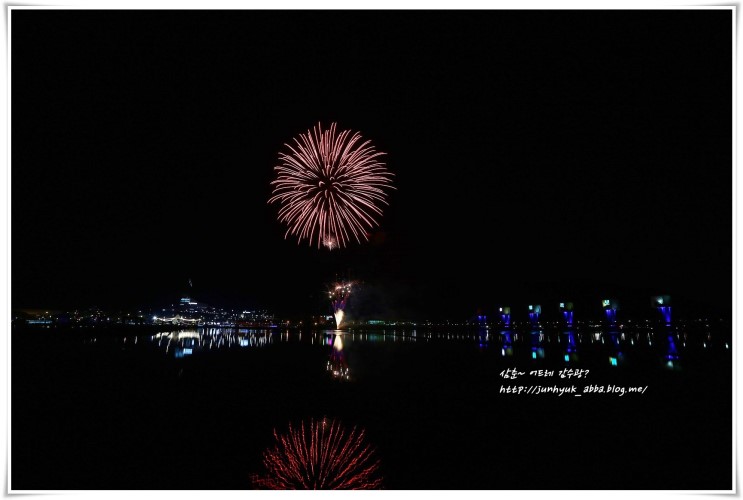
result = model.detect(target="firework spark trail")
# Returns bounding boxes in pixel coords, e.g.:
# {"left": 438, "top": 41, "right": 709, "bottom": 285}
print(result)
{"left": 329, "top": 282, "right": 353, "bottom": 328}
{"left": 269, "top": 122, "right": 394, "bottom": 250}
{"left": 253, "top": 418, "right": 383, "bottom": 490}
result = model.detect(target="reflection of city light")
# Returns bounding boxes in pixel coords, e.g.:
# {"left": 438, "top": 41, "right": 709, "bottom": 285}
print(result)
{"left": 609, "top": 357, "right": 617, "bottom": 366}
{"left": 333, "top": 334, "right": 343, "bottom": 351}
{"left": 149, "top": 328, "right": 275, "bottom": 357}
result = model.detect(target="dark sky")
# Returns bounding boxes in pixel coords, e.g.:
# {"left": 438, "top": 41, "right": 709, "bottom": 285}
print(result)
{"left": 12, "top": 10, "right": 732, "bottom": 320}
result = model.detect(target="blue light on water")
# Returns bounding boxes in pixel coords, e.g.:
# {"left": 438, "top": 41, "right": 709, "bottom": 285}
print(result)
{"left": 175, "top": 347, "right": 194, "bottom": 358}
{"left": 609, "top": 357, "right": 617, "bottom": 366}
{"left": 666, "top": 334, "right": 679, "bottom": 359}
{"left": 564, "top": 354, "right": 569, "bottom": 362}
{"left": 532, "top": 351, "right": 537, "bottom": 359}
{"left": 566, "top": 332, "right": 576, "bottom": 352}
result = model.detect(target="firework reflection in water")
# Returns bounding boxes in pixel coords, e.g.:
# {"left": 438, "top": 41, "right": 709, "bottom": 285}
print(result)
{"left": 253, "top": 418, "right": 382, "bottom": 490}
{"left": 327, "top": 333, "right": 350, "bottom": 380}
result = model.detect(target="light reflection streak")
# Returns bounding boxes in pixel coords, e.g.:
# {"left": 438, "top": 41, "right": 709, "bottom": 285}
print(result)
{"left": 106, "top": 324, "right": 724, "bottom": 366}
{"left": 149, "top": 328, "right": 275, "bottom": 357}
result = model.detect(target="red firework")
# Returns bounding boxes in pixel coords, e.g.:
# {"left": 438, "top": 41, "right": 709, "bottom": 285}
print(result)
{"left": 269, "top": 122, "right": 394, "bottom": 250}
{"left": 253, "top": 418, "right": 383, "bottom": 489}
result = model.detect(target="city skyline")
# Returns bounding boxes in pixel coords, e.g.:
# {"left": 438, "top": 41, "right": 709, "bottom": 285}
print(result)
{"left": 13, "top": 10, "right": 732, "bottom": 318}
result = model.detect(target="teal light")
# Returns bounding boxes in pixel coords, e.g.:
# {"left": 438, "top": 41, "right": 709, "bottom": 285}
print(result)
{"left": 609, "top": 357, "right": 617, "bottom": 366}
{"left": 532, "top": 351, "right": 537, "bottom": 359}
{"left": 564, "top": 354, "right": 569, "bottom": 362}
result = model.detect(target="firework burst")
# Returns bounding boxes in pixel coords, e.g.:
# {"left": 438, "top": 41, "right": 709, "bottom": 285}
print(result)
{"left": 269, "top": 122, "right": 394, "bottom": 249}
{"left": 253, "top": 418, "right": 383, "bottom": 490}
{"left": 329, "top": 282, "right": 354, "bottom": 328}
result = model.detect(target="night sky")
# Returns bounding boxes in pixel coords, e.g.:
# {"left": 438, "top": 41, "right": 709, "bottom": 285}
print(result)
{"left": 12, "top": 10, "right": 732, "bottom": 319}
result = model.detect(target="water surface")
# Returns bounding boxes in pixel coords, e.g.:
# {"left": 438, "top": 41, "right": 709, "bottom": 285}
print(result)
{"left": 11, "top": 324, "right": 732, "bottom": 489}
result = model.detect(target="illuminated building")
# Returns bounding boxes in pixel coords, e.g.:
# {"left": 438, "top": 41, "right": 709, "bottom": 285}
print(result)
{"left": 237, "top": 310, "right": 277, "bottom": 328}
{"left": 602, "top": 299, "right": 618, "bottom": 324}
{"left": 559, "top": 302, "right": 574, "bottom": 326}
{"left": 528, "top": 304, "right": 541, "bottom": 326}
{"left": 152, "top": 315, "right": 200, "bottom": 326}
{"left": 651, "top": 295, "right": 672, "bottom": 325}
{"left": 499, "top": 306, "right": 511, "bottom": 326}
